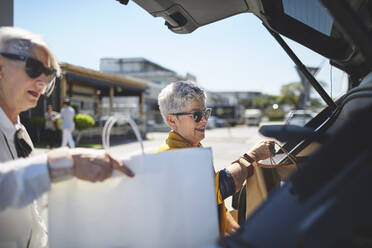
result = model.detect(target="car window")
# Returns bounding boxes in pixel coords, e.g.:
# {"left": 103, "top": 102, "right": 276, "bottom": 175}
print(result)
{"left": 282, "top": 0, "right": 334, "bottom": 36}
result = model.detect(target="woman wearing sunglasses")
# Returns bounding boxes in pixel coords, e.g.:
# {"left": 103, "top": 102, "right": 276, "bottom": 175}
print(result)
{"left": 0, "top": 27, "right": 134, "bottom": 247}
{"left": 157, "top": 81, "right": 275, "bottom": 236}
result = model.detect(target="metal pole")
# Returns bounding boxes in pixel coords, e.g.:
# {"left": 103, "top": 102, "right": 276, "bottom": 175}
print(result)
{"left": 109, "top": 87, "right": 114, "bottom": 115}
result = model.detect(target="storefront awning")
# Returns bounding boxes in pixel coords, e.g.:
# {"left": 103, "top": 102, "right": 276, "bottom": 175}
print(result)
{"left": 60, "top": 62, "right": 148, "bottom": 93}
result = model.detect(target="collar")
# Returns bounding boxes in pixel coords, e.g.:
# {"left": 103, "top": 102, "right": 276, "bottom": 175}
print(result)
{"left": 165, "top": 130, "right": 202, "bottom": 149}
{"left": 0, "top": 107, "right": 22, "bottom": 141}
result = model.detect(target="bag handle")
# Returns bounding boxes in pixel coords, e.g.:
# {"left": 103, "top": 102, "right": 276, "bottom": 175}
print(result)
{"left": 102, "top": 116, "right": 144, "bottom": 155}
{"left": 254, "top": 141, "right": 297, "bottom": 168}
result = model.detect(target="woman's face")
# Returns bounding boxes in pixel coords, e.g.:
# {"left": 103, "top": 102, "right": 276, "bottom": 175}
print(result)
{"left": 0, "top": 46, "right": 50, "bottom": 118}
{"left": 169, "top": 99, "right": 208, "bottom": 147}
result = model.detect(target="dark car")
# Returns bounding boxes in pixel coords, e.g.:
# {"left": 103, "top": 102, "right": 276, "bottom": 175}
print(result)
{"left": 122, "top": 0, "right": 372, "bottom": 247}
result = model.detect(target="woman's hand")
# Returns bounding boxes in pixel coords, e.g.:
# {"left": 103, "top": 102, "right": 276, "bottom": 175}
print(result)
{"left": 71, "top": 148, "right": 134, "bottom": 182}
{"left": 225, "top": 211, "right": 240, "bottom": 235}
{"left": 247, "top": 140, "right": 276, "bottom": 161}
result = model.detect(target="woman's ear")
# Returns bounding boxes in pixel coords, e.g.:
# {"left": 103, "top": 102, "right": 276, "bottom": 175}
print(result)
{"left": 166, "top": 114, "right": 177, "bottom": 130}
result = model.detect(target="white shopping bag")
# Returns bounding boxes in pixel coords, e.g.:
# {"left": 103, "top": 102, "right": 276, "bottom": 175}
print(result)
{"left": 48, "top": 116, "right": 219, "bottom": 248}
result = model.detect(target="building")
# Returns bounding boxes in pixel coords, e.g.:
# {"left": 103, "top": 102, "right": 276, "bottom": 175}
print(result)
{"left": 23, "top": 62, "right": 148, "bottom": 144}
{"left": 207, "top": 91, "right": 263, "bottom": 106}
{"left": 206, "top": 91, "right": 263, "bottom": 125}
{"left": 100, "top": 57, "right": 189, "bottom": 86}
{"left": 100, "top": 57, "right": 196, "bottom": 125}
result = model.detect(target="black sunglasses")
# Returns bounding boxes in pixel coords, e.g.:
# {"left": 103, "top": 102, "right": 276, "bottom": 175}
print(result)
{"left": 0, "top": 52, "right": 56, "bottom": 83}
{"left": 171, "top": 108, "right": 212, "bottom": 123}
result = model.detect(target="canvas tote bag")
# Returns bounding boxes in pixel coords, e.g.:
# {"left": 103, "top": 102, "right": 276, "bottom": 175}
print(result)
{"left": 48, "top": 116, "right": 219, "bottom": 248}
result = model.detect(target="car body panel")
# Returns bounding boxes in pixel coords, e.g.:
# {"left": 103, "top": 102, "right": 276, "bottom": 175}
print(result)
{"left": 131, "top": 0, "right": 371, "bottom": 84}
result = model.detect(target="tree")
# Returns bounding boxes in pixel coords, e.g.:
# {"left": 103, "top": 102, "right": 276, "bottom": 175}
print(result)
{"left": 240, "top": 98, "right": 253, "bottom": 109}
{"left": 240, "top": 94, "right": 279, "bottom": 110}
{"left": 278, "top": 81, "right": 326, "bottom": 110}
{"left": 252, "top": 97, "right": 269, "bottom": 109}
{"left": 310, "top": 98, "right": 324, "bottom": 108}
{"left": 278, "top": 82, "right": 303, "bottom": 108}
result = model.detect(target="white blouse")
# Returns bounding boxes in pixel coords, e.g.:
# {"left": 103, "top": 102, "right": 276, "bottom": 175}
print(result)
{"left": 0, "top": 107, "right": 50, "bottom": 248}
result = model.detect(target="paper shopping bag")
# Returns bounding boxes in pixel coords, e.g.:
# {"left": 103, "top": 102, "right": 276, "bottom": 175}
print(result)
{"left": 245, "top": 166, "right": 268, "bottom": 218}
{"left": 48, "top": 147, "right": 219, "bottom": 248}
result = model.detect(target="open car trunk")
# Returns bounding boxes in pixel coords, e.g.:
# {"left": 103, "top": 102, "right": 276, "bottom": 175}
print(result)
{"left": 123, "top": 0, "right": 372, "bottom": 246}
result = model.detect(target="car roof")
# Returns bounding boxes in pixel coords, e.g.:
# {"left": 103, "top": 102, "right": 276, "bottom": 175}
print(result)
{"left": 129, "top": 0, "right": 372, "bottom": 87}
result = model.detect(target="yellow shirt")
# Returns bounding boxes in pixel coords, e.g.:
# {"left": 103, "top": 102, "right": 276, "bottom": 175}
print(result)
{"left": 157, "top": 131, "right": 227, "bottom": 235}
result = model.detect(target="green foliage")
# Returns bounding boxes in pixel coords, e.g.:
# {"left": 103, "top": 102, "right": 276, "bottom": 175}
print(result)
{"left": 263, "top": 106, "right": 285, "bottom": 121}
{"left": 74, "top": 114, "right": 95, "bottom": 131}
{"left": 277, "top": 81, "right": 326, "bottom": 109}
{"left": 310, "top": 98, "right": 324, "bottom": 108}
{"left": 55, "top": 119, "right": 62, "bottom": 130}
{"left": 253, "top": 94, "right": 279, "bottom": 109}
{"left": 252, "top": 97, "right": 269, "bottom": 109}
{"left": 30, "top": 116, "right": 45, "bottom": 128}
{"left": 278, "top": 82, "right": 303, "bottom": 107}
{"left": 240, "top": 98, "right": 253, "bottom": 109}
{"left": 241, "top": 94, "right": 280, "bottom": 110}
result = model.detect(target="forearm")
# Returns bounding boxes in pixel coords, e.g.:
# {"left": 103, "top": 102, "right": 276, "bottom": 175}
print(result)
{"left": 0, "top": 154, "right": 51, "bottom": 210}
{"left": 219, "top": 160, "right": 252, "bottom": 200}
{"left": 226, "top": 162, "right": 249, "bottom": 193}
{"left": 225, "top": 140, "right": 275, "bottom": 193}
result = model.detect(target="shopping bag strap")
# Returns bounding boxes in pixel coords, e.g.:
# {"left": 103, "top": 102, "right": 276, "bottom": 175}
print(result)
{"left": 254, "top": 141, "right": 297, "bottom": 168}
{"left": 102, "top": 116, "right": 144, "bottom": 155}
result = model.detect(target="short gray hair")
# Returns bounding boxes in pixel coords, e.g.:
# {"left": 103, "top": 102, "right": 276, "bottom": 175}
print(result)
{"left": 0, "top": 26, "right": 61, "bottom": 96}
{"left": 158, "top": 81, "right": 206, "bottom": 124}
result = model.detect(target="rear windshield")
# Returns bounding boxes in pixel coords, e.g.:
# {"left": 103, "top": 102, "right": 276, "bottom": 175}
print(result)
{"left": 282, "top": 0, "right": 333, "bottom": 36}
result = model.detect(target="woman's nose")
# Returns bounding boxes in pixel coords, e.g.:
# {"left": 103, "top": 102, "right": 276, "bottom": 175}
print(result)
{"left": 35, "top": 74, "right": 48, "bottom": 91}
{"left": 200, "top": 115, "right": 208, "bottom": 123}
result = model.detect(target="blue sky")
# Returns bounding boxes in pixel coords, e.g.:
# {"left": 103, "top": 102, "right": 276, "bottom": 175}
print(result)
{"left": 14, "top": 0, "right": 345, "bottom": 98}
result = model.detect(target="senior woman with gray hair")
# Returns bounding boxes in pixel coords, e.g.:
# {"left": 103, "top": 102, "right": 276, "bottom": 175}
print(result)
{"left": 0, "top": 26, "right": 134, "bottom": 247}
{"left": 157, "top": 81, "right": 275, "bottom": 236}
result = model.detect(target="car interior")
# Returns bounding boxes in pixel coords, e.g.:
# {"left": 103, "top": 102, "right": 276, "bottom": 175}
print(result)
{"left": 120, "top": 0, "right": 372, "bottom": 246}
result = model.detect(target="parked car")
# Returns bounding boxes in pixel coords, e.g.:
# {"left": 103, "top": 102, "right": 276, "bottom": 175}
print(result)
{"left": 126, "top": 0, "right": 372, "bottom": 247}
{"left": 207, "top": 116, "right": 228, "bottom": 129}
{"left": 206, "top": 116, "right": 217, "bottom": 129}
{"left": 215, "top": 117, "right": 228, "bottom": 128}
{"left": 285, "top": 110, "right": 315, "bottom": 126}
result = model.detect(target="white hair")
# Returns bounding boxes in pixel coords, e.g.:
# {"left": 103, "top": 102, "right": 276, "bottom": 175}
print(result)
{"left": 0, "top": 26, "right": 61, "bottom": 96}
{"left": 158, "top": 81, "right": 207, "bottom": 124}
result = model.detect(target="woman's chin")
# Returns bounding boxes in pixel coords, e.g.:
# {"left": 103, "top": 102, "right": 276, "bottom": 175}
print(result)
{"left": 195, "top": 132, "right": 205, "bottom": 142}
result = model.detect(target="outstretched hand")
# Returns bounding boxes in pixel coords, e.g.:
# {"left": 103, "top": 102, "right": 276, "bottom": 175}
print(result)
{"left": 247, "top": 140, "right": 276, "bottom": 161}
{"left": 71, "top": 148, "right": 134, "bottom": 182}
